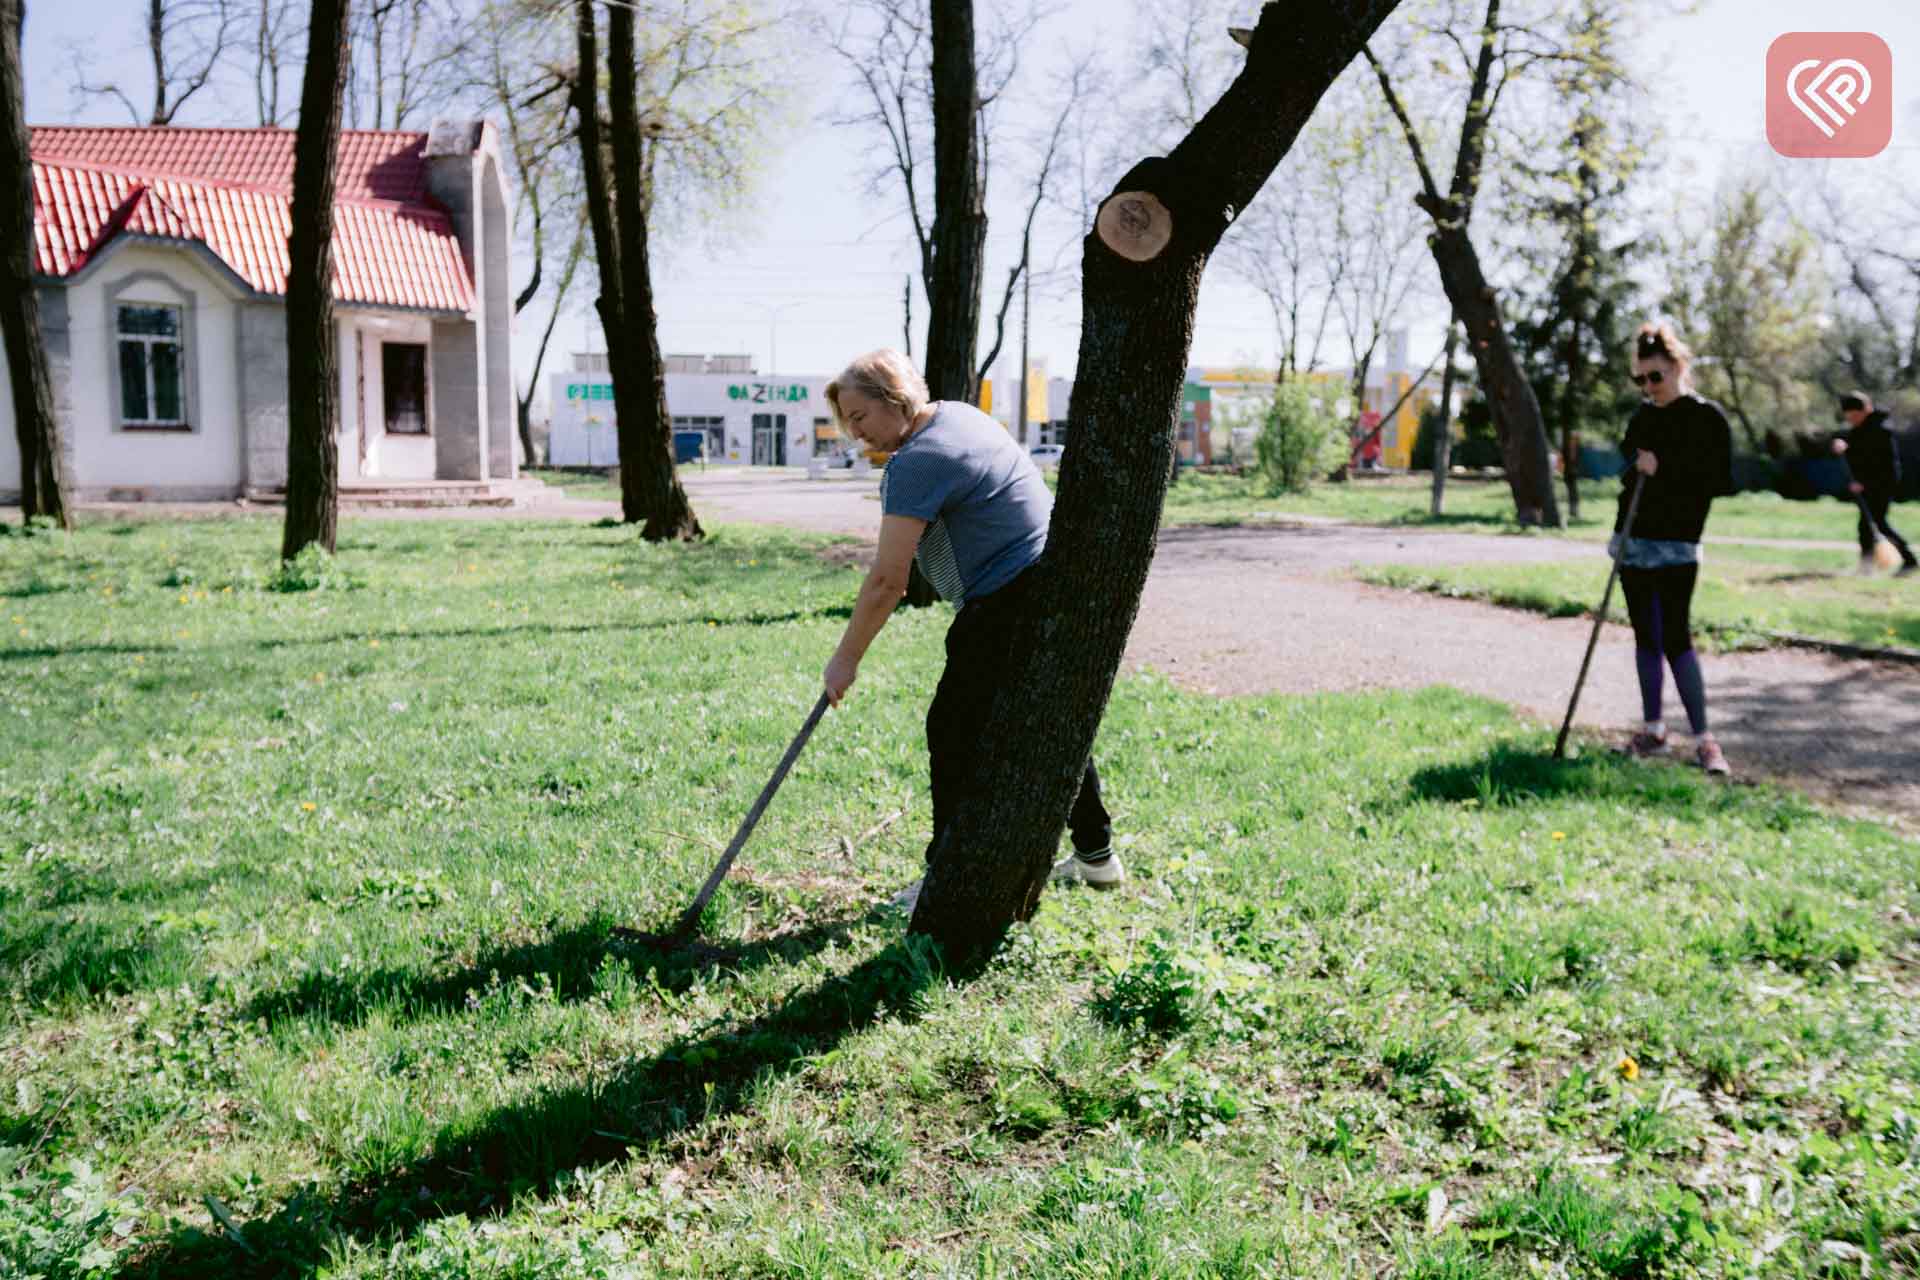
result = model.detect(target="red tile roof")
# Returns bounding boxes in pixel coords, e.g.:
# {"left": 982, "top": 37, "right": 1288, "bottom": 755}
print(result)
{"left": 28, "top": 127, "right": 475, "bottom": 315}
{"left": 29, "top": 126, "right": 431, "bottom": 203}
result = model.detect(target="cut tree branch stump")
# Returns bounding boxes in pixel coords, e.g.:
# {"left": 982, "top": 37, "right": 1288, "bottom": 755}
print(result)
{"left": 1096, "top": 191, "right": 1173, "bottom": 263}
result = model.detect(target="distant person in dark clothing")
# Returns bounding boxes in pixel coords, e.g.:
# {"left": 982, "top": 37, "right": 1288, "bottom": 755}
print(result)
{"left": 1831, "top": 391, "right": 1917, "bottom": 578}
{"left": 1613, "top": 323, "right": 1735, "bottom": 776}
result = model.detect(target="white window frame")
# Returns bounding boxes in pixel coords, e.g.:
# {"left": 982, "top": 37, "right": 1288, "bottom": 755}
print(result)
{"left": 116, "top": 301, "right": 190, "bottom": 430}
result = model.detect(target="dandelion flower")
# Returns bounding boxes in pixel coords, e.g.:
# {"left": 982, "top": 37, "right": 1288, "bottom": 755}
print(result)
{"left": 1551, "top": 831, "right": 1567, "bottom": 841}
{"left": 1616, "top": 1055, "right": 1639, "bottom": 1081}
{"left": 301, "top": 802, "right": 317, "bottom": 812}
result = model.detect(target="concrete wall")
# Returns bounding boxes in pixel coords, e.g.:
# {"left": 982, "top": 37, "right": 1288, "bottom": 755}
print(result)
{"left": 424, "top": 118, "right": 512, "bottom": 483}
{"left": 65, "top": 245, "right": 245, "bottom": 500}
{"left": 430, "top": 318, "right": 483, "bottom": 480}
{"left": 237, "top": 300, "right": 289, "bottom": 491}
{"left": 481, "top": 153, "right": 514, "bottom": 479}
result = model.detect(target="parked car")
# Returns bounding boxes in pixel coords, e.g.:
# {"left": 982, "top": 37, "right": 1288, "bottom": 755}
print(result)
{"left": 1029, "top": 444, "right": 1065, "bottom": 468}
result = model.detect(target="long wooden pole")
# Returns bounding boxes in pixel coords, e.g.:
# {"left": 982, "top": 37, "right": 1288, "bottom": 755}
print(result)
{"left": 1553, "top": 474, "right": 1642, "bottom": 759}
{"left": 622, "top": 692, "right": 831, "bottom": 943}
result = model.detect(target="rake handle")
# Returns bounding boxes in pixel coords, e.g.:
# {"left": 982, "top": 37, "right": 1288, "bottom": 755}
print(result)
{"left": 1554, "top": 472, "right": 1644, "bottom": 760}
{"left": 668, "top": 691, "right": 832, "bottom": 939}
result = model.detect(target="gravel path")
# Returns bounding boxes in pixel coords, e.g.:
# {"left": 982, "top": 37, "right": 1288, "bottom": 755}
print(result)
{"left": 1133, "top": 525, "right": 1920, "bottom": 826}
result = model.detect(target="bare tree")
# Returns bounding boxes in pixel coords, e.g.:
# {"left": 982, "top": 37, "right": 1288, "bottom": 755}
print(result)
{"left": 572, "top": 0, "right": 700, "bottom": 538}
{"left": 73, "top": 0, "right": 235, "bottom": 125}
{"left": 827, "top": 0, "right": 1077, "bottom": 401}
{"left": 280, "top": 0, "right": 350, "bottom": 561}
{"left": 1320, "top": 82, "right": 1429, "bottom": 454}
{"left": 3, "top": 0, "right": 68, "bottom": 526}
{"left": 345, "top": 0, "right": 461, "bottom": 130}
{"left": 249, "top": 0, "right": 300, "bottom": 124}
{"left": 908, "top": 0, "right": 1404, "bottom": 961}
{"left": 1364, "top": 0, "right": 1562, "bottom": 526}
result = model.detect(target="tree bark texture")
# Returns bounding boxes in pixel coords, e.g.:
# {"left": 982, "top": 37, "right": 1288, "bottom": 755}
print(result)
{"left": 1419, "top": 203, "right": 1559, "bottom": 527}
{"left": 1, "top": 0, "right": 68, "bottom": 526}
{"left": 906, "top": 0, "right": 1404, "bottom": 965}
{"left": 280, "top": 0, "right": 348, "bottom": 561}
{"left": 577, "top": 0, "right": 700, "bottom": 540}
{"left": 923, "top": 0, "right": 986, "bottom": 405}
{"left": 1430, "top": 315, "right": 1457, "bottom": 515}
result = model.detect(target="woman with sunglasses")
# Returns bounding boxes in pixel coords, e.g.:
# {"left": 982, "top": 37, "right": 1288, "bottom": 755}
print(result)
{"left": 1614, "top": 322, "right": 1735, "bottom": 775}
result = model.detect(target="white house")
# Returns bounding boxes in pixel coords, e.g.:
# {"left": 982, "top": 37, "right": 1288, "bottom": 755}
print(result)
{"left": 3, "top": 120, "right": 516, "bottom": 502}
{"left": 548, "top": 353, "right": 839, "bottom": 468}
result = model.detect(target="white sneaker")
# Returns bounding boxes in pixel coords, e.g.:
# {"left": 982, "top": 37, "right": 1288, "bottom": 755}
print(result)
{"left": 1050, "top": 849, "right": 1126, "bottom": 889}
{"left": 888, "top": 878, "right": 922, "bottom": 913}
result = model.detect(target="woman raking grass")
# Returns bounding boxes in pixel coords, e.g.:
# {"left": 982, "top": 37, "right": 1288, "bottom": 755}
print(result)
{"left": 1613, "top": 323, "right": 1736, "bottom": 776}
{"left": 820, "top": 349, "right": 1122, "bottom": 911}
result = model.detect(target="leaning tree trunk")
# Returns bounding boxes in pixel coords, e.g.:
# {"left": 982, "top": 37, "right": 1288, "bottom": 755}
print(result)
{"left": 907, "top": 0, "right": 1404, "bottom": 965}
{"left": 280, "top": 0, "right": 349, "bottom": 561}
{"left": 600, "top": 1, "right": 700, "bottom": 540}
{"left": 1, "top": 0, "right": 66, "bottom": 527}
{"left": 1422, "top": 208, "right": 1560, "bottom": 528}
{"left": 1430, "top": 314, "right": 1457, "bottom": 516}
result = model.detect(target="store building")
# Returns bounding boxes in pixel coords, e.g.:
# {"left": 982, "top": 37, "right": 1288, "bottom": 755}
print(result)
{"left": 547, "top": 353, "right": 842, "bottom": 468}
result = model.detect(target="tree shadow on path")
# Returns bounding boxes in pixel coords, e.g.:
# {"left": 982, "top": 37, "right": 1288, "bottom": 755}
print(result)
{"left": 119, "top": 936, "right": 943, "bottom": 1279}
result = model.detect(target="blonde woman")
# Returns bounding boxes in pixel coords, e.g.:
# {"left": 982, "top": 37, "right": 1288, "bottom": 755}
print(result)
{"left": 821, "top": 349, "right": 1121, "bottom": 909}
{"left": 1615, "top": 323, "right": 1735, "bottom": 775}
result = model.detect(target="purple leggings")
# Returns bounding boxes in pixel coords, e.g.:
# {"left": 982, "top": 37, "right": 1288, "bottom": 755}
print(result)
{"left": 1620, "top": 563, "right": 1708, "bottom": 734}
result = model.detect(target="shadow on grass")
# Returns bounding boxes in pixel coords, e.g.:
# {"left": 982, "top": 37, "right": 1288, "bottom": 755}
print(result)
{"left": 241, "top": 904, "right": 894, "bottom": 1032}
{"left": 1401, "top": 743, "right": 1721, "bottom": 817}
{"left": 0, "top": 606, "right": 854, "bottom": 664}
{"left": 119, "top": 937, "right": 943, "bottom": 1279}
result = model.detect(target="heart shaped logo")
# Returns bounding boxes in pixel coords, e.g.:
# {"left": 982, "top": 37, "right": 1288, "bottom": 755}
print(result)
{"left": 1768, "top": 34, "right": 1892, "bottom": 158}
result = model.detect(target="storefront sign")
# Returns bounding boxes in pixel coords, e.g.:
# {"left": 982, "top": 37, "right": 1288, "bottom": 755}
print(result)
{"left": 565, "top": 383, "right": 614, "bottom": 401}
{"left": 728, "top": 383, "right": 809, "bottom": 403}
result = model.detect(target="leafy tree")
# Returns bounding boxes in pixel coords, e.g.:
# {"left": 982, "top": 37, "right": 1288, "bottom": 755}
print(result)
{"left": 1504, "top": 0, "right": 1646, "bottom": 516}
{"left": 1363, "top": 0, "right": 1569, "bottom": 527}
{"left": 1253, "top": 380, "right": 1344, "bottom": 494}
{"left": 1667, "top": 178, "right": 1828, "bottom": 450}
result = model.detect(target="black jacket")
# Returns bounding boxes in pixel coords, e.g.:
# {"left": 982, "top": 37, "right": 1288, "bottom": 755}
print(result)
{"left": 1616, "top": 393, "right": 1734, "bottom": 543}
{"left": 1839, "top": 410, "right": 1902, "bottom": 497}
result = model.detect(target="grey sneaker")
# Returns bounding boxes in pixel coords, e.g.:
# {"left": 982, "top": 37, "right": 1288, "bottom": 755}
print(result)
{"left": 1050, "top": 848, "right": 1126, "bottom": 889}
{"left": 1620, "top": 729, "right": 1669, "bottom": 758}
{"left": 888, "top": 877, "right": 922, "bottom": 913}
{"left": 1696, "top": 736, "right": 1731, "bottom": 777}
{"left": 1857, "top": 556, "right": 1879, "bottom": 578}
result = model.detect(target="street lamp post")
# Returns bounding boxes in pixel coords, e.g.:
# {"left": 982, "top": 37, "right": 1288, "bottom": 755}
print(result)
{"left": 764, "top": 301, "right": 804, "bottom": 376}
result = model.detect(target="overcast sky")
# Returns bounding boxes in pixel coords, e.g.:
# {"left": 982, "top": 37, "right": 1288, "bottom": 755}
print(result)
{"left": 23, "top": 0, "right": 1920, "bottom": 409}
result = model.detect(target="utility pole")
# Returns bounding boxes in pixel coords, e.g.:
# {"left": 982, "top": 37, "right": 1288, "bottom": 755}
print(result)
{"left": 1016, "top": 268, "right": 1030, "bottom": 446}
{"left": 903, "top": 274, "right": 913, "bottom": 361}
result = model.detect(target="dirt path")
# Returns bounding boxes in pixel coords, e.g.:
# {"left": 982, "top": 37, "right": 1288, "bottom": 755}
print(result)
{"left": 1133, "top": 525, "right": 1920, "bottom": 826}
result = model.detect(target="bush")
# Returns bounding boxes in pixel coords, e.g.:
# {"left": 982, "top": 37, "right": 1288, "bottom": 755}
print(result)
{"left": 1251, "top": 380, "right": 1344, "bottom": 494}
{"left": 268, "top": 545, "right": 359, "bottom": 593}
{"left": 1413, "top": 399, "right": 1504, "bottom": 472}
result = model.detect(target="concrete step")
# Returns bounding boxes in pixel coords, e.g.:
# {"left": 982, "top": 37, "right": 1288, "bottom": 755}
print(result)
{"left": 243, "top": 480, "right": 529, "bottom": 509}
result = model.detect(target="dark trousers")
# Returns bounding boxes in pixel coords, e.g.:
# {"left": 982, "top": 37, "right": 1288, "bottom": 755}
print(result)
{"left": 1620, "top": 563, "right": 1697, "bottom": 658}
{"left": 924, "top": 570, "right": 1111, "bottom": 863}
{"left": 1858, "top": 492, "right": 1918, "bottom": 566}
{"left": 1620, "top": 562, "right": 1709, "bottom": 734}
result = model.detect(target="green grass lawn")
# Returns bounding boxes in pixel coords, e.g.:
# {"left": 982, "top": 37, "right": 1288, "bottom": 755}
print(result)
{"left": 3, "top": 517, "right": 1918, "bottom": 1278}
{"left": 1162, "top": 472, "right": 1877, "bottom": 546}
{"left": 1361, "top": 543, "right": 1920, "bottom": 653}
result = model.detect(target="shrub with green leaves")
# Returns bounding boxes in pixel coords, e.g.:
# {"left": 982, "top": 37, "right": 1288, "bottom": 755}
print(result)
{"left": 1252, "top": 379, "right": 1345, "bottom": 495}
